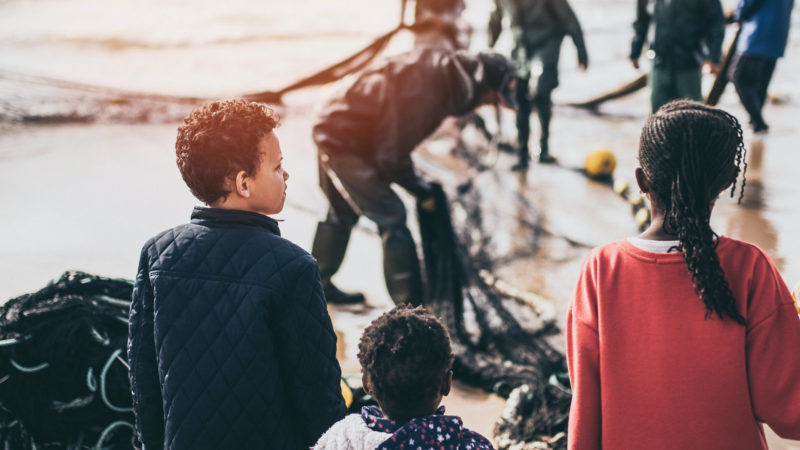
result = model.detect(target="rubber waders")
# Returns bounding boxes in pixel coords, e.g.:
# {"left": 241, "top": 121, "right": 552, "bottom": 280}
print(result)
{"left": 381, "top": 226, "right": 423, "bottom": 306}
{"left": 311, "top": 222, "right": 366, "bottom": 304}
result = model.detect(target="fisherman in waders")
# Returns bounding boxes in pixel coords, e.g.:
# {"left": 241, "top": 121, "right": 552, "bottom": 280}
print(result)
{"left": 630, "top": 0, "right": 725, "bottom": 113}
{"left": 311, "top": 47, "right": 517, "bottom": 305}
{"left": 489, "top": 0, "right": 589, "bottom": 170}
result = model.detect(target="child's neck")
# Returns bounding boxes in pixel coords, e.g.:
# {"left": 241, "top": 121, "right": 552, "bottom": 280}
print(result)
{"left": 638, "top": 213, "right": 677, "bottom": 241}
{"left": 381, "top": 403, "right": 440, "bottom": 423}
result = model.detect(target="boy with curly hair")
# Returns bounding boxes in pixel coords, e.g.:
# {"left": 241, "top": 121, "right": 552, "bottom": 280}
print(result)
{"left": 314, "top": 305, "right": 493, "bottom": 449}
{"left": 128, "top": 99, "right": 346, "bottom": 450}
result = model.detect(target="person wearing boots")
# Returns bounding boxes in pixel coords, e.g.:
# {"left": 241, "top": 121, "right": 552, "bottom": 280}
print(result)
{"left": 311, "top": 47, "right": 517, "bottom": 305}
{"left": 489, "top": 0, "right": 589, "bottom": 170}
{"left": 728, "top": 0, "right": 794, "bottom": 134}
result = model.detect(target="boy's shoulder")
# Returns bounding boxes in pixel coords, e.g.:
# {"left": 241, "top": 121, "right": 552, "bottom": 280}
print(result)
{"left": 140, "top": 219, "right": 315, "bottom": 276}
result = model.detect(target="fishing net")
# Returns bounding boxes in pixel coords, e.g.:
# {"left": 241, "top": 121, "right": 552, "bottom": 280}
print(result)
{"left": 0, "top": 271, "right": 135, "bottom": 449}
{"left": 0, "top": 22, "right": 437, "bottom": 124}
{"left": 417, "top": 183, "right": 571, "bottom": 449}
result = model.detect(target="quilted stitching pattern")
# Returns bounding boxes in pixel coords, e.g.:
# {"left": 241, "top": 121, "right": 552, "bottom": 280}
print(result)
{"left": 128, "top": 207, "right": 347, "bottom": 450}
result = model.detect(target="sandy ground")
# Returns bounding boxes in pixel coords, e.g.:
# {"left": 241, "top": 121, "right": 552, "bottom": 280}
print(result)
{"left": 2, "top": 5, "right": 800, "bottom": 446}
{"left": 2, "top": 93, "right": 798, "bottom": 447}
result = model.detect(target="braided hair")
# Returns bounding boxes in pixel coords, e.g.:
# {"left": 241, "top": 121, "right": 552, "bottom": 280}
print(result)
{"left": 357, "top": 305, "right": 454, "bottom": 417}
{"left": 639, "top": 100, "right": 747, "bottom": 324}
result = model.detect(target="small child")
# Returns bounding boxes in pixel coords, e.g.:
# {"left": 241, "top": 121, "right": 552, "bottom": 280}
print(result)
{"left": 314, "top": 305, "right": 494, "bottom": 449}
{"left": 127, "top": 100, "right": 346, "bottom": 449}
{"left": 567, "top": 101, "right": 800, "bottom": 449}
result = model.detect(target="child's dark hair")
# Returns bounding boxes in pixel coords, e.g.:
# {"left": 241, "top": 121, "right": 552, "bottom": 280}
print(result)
{"left": 639, "top": 100, "right": 747, "bottom": 324}
{"left": 357, "top": 305, "right": 454, "bottom": 416}
{"left": 175, "top": 99, "right": 280, "bottom": 204}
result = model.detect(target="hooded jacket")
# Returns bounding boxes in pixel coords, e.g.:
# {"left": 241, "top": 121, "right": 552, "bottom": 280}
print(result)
{"left": 312, "top": 47, "right": 512, "bottom": 193}
{"left": 314, "top": 406, "right": 494, "bottom": 450}
{"left": 128, "top": 207, "right": 347, "bottom": 449}
{"left": 630, "top": 0, "right": 725, "bottom": 69}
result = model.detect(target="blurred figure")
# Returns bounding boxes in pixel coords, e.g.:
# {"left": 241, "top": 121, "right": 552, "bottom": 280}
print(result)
{"left": 630, "top": 0, "right": 725, "bottom": 113}
{"left": 311, "top": 47, "right": 517, "bottom": 305}
{"left": 729, "top": 0, "right": 795, "bottom": 134}
{"left": 413, "top": 0, "right": 470, "bottom": 50}
{"left": 489, "top": 0, "right": 589, "bottom": 169}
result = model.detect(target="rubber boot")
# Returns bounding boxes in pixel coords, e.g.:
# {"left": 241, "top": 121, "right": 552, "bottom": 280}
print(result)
{"left": 512, "top": 76, "right": 531, "bottom": 171}
{"left": 534, "top": 94, "right": 556, "bottom": 164}
{"left": 381, "top": 226, "right": 423, "bottom": 306}
{"left": 311, "top": 222, "right": 365, "bottom": 304}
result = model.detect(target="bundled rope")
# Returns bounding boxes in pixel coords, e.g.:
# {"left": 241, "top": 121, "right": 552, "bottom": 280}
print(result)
{"left": 0, "top": 271, "right": 135, "bottom": 449}
{"left": 417, "top": 183, "right": 571, "bottom": 449}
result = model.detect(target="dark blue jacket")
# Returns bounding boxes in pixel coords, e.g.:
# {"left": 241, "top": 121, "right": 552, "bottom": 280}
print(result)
{"left": 127, "top": 207, "right": 347, "bottom": 450}
{"left": 735, "top": 0, "right": 794, "bottom": 59}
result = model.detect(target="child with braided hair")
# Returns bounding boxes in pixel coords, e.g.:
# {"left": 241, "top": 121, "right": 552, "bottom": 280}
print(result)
{"left": 566, "top": 100, "right": 800, "bottom": 449}
{"left": 314, "top": 305, "right": 493, "bottom": 449}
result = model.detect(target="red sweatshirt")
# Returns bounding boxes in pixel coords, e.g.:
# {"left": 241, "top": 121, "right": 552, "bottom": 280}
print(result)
{"left": 567, "top": 236, "right": 800, "bottom": 449}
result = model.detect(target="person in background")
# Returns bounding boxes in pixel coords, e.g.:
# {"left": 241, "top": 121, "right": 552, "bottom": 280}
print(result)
{"left": 128, "top": 100, "right": 346, "bottom": 449}
{"left": 310, "top": 47, "right": 517, "bottom": 305}
{"left": 630, "top": 0, "right": 725, "bottom": 113}
{"left": 314, "top": 305, "right": 494, "bottom": 449}
{"left": 489, "top": 0, "right": 589, "bottom": 169}
{"left": 729, "top": 0, "right": 795, "bottom": 134}
{"left": 413, "top": 0, "right": 470, "bottom": 50}
{"left": 567, "top": 100, "right": 800, "bottom": 449}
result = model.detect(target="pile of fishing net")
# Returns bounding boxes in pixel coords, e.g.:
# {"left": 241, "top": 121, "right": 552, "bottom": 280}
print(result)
{"left": 418, "top": 183, "right": 572, "bottom": 449}
{"left": 0, "top": 272, "right": 135, "bottom": 449}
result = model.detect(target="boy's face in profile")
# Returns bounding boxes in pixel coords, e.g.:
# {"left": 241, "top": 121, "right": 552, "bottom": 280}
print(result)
{"left": 243, "top": 131, "right": 289, "bottom": 215}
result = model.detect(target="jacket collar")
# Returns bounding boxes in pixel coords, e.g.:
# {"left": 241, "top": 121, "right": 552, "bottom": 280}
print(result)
{"left": 190, "top": 206, "right": 281, "bottom": 236}
{"left": 361, "top": 405, "right": 467, "bottom": 448}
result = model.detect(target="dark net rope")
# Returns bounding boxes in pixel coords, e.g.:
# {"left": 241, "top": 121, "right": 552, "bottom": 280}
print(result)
{"left": 418, "top": 183, "right": 571, "bottom": 449}
{"left": 0, "top": 271, "right": 135, "bottom": 449}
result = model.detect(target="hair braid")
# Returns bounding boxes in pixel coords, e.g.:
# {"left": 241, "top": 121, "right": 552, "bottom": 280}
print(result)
{"left": 639, "top": 101, "right": 747, "bottom": 325}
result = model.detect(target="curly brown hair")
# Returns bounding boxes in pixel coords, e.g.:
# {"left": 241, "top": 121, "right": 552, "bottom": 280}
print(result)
{"left": 357, "top": 305, "right": 454, "bottom": 416}
{"left": 639, "top": 100, "right": 747, "bottom": 324}
{"left": 175, "top": 99, "right": 280, "bottom": 204}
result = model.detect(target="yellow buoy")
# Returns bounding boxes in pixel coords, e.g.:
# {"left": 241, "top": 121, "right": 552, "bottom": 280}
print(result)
{"left": 634, "top": 207, "right": 650, "bottom": 228}
{"left": 629, "top": 195, "right": 645, "bottom": 208}
{"left": 584, "top": 148, "right": 617, "bottom": 178}
{"left": 340, "top": 379, "right": 353, "bottom": 408}
{"left": 613, "top": 179, "right": 630, "bottom": 197}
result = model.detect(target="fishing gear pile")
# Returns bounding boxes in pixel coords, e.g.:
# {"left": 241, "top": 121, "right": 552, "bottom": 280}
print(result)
{"left": 417, "top": 183, "right": 571, "bottom": 449}
{"left": 0, "top": 271, "right": 135, "bottom": 449}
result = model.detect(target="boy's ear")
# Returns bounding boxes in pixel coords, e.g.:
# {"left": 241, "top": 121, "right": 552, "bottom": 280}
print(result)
{"left": 234, "top": 170, "right": 250, "bottom": 198}
{"left": 441, "top": 369, "right": 453, "bottom": 396}
{"left": 634, "top": 167, "right": 649, "bottom": 194}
